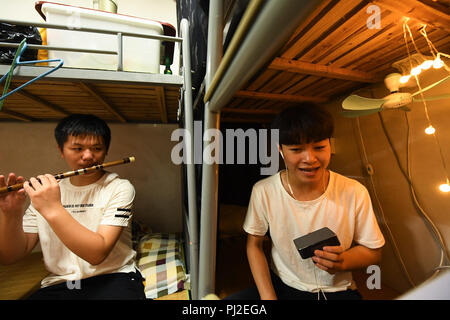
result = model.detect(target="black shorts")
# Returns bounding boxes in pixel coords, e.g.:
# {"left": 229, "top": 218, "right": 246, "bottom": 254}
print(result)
{"left": 224, "top": 270, "right": 362, "bottom": 300}
{"left": 27, "top": 270, "right": 146, "bottom": 300}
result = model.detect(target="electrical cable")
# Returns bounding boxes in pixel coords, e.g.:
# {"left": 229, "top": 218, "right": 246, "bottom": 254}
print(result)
{"left": 354, "top": 116, "right": 416, "bottom": 288}
{"left": 376, "top": 111, "right": 449, "bottom": 278}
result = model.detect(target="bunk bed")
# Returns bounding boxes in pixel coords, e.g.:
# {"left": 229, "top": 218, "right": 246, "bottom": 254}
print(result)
{"left": 196, "top": 0, "right": 450, "bottom": 299}
{"left": 2, "top": 0, "right": 450, "bottom": 301}
{"left": 0, "top": 3, "right": 197, "bottom": 301}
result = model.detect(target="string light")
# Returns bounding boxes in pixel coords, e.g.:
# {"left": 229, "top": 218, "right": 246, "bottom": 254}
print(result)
{"left": 433, "top": 57, "right": 444, "bottom": 69}
{"left": 410, "top": 66, "right": 422, "bottom": 76}
{"left": 397, "top": 24, "right": 447, "bottom": 85}
{"left": 400, "top": 75, "right": 411, "bottom": 83}
{"left": 425, "top": 125, "right": 435, "bottom": 135}
{"left": 439, "top": 183, "right": 450, "bottom": 193}
{"left": 420, "top": 59, "right": 433, "bottom": 70}
{"left": 403, "top": 21, "right": 450, "bottom": 194}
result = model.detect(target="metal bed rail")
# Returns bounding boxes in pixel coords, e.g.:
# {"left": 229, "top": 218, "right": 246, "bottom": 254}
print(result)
{"left": 0, "top": 18, "right": 182, "bottom": 71}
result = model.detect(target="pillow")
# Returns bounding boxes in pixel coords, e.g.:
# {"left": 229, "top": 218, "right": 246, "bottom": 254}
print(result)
{"left": 137, "top": 233, "right": 189, "bottom": 299}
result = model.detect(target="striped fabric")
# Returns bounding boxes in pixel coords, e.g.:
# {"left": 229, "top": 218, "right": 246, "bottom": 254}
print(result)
{"left": 137, "top": 233, "right": 189, "bottom": 299}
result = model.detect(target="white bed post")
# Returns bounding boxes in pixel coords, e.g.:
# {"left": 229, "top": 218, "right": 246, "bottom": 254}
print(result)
{"left": 180, "top": 18, "right": 200, "bottom": 300}
{"left": 198, "top": 0, "right": 223, "bottom": 299}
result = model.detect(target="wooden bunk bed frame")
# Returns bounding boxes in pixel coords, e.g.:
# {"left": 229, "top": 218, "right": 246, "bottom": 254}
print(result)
{"left": 1, "top": 0, "right": 449, "bottom": 300}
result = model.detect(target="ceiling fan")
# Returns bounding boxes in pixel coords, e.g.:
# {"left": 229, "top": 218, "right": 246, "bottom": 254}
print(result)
{"left": 341, "top": 72, "right": 450, "bottom": 118}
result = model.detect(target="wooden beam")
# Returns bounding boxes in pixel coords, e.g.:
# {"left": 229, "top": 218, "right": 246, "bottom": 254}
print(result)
{"left": 221, "top": 117, "right": 273, "bottom": 124}
{"left": 0, "top": 109, "right": 34, "bottom": 122}
{"left": 373, "top": 0, "right": 450, "bottom": 33}
{"left": 155, "top": 87, "right": 168, "bottom": 123}
{"left": 78, "top": 81, "right": 127, "bottom": 123}
{"left": 9, "top": 85, "right": 69, "bottom": 117}
{"left": 235, "top": 90, "right": 328, "bottom": 103}
{"left": 222, "top": 108, "right": 279, "bottom": 115}
{"left": 269, "top": 58, "right": 380, "bottom": 83}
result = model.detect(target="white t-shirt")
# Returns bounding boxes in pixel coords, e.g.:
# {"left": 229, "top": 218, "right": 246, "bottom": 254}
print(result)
{"left": 243, "top": 170, "right": 385, "bottom": 293}
{"left": 23, "top": 172, "right": 137, "bottom": 288}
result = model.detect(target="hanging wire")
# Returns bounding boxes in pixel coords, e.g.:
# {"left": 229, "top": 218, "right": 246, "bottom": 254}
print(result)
{"left": 403, "top": 20, "right": 449, "bottom": 183}
{"left": 419, "top": 25, "right": 438, "bottom": 59}
{"left": 354, "top": 116, "right": 416, "bottom": 288}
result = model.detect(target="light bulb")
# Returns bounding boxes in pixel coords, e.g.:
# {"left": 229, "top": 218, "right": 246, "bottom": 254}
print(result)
{"left": 411, "top": 66, "right": 422, "bottom": 75}
{"left": 439, "top": 183, "right": 450, "bottom": 192}
{"left": 425, "top": 125, "right": 435, "bottom": 135}
{"left": 433, "top": 57, "right": 444, "bottom": 69}
{"left": 400, "top": 75, "right": 411, "bottom": 83}
{"left": 420, "top": 60, "right": 433, "bottom": 70}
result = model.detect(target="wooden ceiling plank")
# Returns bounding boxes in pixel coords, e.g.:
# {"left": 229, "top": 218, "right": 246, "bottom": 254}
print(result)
{"left": 317, "top": 13, "right": 402, "bottom": 69}
{"left": 363, "top": 31, "right": 450, "bottom": 74}
{"left": 283, "top": 75, "right": 325, "bottom": 95}
{"left": 236, "top": 90, "right": 328, "bottom": 103}
{"left": 222, "top": 108, "right": 279, "bottom": 115}
{"left": 9, "top": 85, "right": 69, "bottom": 117}
{"left": 373, "top": 0, "right": 450, "bottom": 33}
{"left": 245, "top": 69, "right": 280, "bottom": 91}
{"left": 78, "top": 81, "right": 127, "bottom": 123}
{"left": 345, "top": 27, "right": 444, "bottom": 78}
{"left": 279, "top": 0, "right": 336, "bottom": 53}
{"left": 155, "top": 87, "right": 168, "bottom": 124}
{"left": 258, "top": 72, "right": 308, "bottom": 94}
{"left": 299, "top": 8, "right": 392, "bottom": 63}
{"left": 282, "top": 0, "right": 365, "bottom": 60}
{"left": 308, "top": 78, "right": 360, "bottom": 97}
{"left": 269, "top": 58, "right": 380, "bottom": 83}
{"left": 221, "top": 117, "right": 273, "bottom": 124}
{"left": 0, "top": 109, "right": 34, "bottom": 122}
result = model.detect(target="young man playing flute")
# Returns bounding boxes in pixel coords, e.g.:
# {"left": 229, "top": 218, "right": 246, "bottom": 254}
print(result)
{"left": 0, "top": 114, "right": 145, "bottom": 299}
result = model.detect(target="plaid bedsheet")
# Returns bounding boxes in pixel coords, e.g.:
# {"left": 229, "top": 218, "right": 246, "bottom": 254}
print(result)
{"left": 137, "top": 233, "right": 189, "bottom": 299}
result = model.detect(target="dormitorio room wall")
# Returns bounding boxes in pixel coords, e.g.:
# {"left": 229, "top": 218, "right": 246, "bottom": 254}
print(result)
{"left": 327, "top": 67, "right": 450, "bottom": 294}
{"left": 0, "top": 123, "right": 183, "bottom": 234}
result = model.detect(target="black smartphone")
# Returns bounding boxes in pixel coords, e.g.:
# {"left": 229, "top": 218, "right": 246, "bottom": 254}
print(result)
{"left": 293, "top": 227, "right": 340, "bottom": 259}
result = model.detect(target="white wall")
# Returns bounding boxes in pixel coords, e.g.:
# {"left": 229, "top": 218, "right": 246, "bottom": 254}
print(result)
{"left": 0, "top": 0, "right": 179, "bottom": 74}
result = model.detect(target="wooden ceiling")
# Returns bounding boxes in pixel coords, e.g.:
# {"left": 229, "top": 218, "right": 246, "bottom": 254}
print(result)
{"left": 0, "top": 0, "right": 449, "bottom": 124}
{"left": 0, "top": 77, "right": 181, "bottom": 123}
{"left": 220, "top": 0, "right": 450, "bottom": 123}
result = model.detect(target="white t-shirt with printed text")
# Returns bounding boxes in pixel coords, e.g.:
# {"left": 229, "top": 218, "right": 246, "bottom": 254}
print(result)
{"left": 23, "top": 172, "right": 137, "bottom": 288}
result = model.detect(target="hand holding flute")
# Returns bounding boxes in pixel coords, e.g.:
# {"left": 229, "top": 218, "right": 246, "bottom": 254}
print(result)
{"left": 0, "top": 173, "right": 27, "bottom": 218}
{"left": 0, "top": 157, "right": 135, "bottom": 194}
{"left": 0, "top": 157, "right": 135, "bottom": 218}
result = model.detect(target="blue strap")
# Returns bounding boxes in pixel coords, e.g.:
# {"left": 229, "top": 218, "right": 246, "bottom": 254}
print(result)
{"left": 0, "top": 39, "right": 64, "bottom": 110}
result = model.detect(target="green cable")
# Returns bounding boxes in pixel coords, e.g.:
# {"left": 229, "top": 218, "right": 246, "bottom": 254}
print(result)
{"left": 0, "top": 39, "right": 27, "bottom": 110}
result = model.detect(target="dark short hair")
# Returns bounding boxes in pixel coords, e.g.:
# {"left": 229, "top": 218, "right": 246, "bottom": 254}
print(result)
{"left": 54, "top": 114, "right": 111, "bottom": 152}
{"left": 271, "top": 103, "right": 334, "bottom": 145}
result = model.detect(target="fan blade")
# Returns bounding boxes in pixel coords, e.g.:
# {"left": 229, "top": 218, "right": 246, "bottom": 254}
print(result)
{"left": 340, "top": 108, "right": 383, "bottom": 118}
{"left": 342, "top": 95, "right": 385, "bottom": 110}
{"left": 411, "top": 75, "right": 450, "bottom": 97}
{"left": 412, "top": 93, "right": 450, "bottom": 102}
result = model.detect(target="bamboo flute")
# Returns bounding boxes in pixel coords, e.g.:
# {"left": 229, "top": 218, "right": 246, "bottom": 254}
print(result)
{"left": 0, "top": 156, "right": 135, "bottom": 194}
